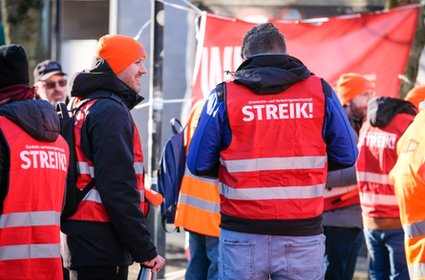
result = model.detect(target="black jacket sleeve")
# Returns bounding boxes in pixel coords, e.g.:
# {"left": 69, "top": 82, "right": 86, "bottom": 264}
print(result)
{"left": 82, "top": 99, "right": 157, "bottom": 263}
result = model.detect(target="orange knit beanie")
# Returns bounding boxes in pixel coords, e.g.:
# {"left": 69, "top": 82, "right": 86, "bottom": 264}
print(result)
{"left": 405, "top": 85, "right": 425, "bottom": 109}
{"left": 336, "top": 73, "right": 374, "bottom": 106}
{"left": 96, "top": 34, "right": 146, "bottom": 74}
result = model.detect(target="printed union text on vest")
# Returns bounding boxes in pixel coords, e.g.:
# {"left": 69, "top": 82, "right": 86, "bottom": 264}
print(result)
{"left": 20, "top": 145, "right": 67, "bottom": 171}
{"left": 242, "top": 99, "right": 314, "bottom": 122}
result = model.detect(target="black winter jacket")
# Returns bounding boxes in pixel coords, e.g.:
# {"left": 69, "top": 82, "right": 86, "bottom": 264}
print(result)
{"left": 0, "top": 97, "right": 61, "bottom": 213}
{"left": 61, "top": 59, "right": 157, "bottom": 268}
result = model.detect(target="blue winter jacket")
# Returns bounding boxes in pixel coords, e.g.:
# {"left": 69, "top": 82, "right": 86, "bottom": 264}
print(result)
{"left": 188, "top": 54, "right": 358, "bottom": 178}
{"left": 187, "top": 54, "right": 358, "bottom": 235}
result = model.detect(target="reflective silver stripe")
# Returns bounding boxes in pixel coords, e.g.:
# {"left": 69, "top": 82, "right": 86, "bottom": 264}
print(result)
{"left": 409, "top": 263, "right": 425, "bottom": 279}
{"left": 403, "top": 220, "right": 425, "bottom": 239}
{"left": 79, "top": 162, "right": 144, "bottom": 176}
{"left": 0, "top": 244, "right": 60, "bottom": 260}
{"left": 220, "top": 156, "right": 327, "bottom": 173}
{"left": 77, "top": 162, "right": 94, "bottom": 177}
{"left": 323, "top": 185, "right": 357, "bottom": 198}
{"left": 134, "top": 162, "right": 144, "bottom": 175}
{"left": 82, "top": 189, "right": 145, "bottom": 204}
{"left": 359, "top": 192, "right": 398, "bottom": 206}
{"left": 139, "top": 189, "right": 145, "bottom": 201}
{"left": 219, "top": 183, "right": 324, "bottom": 200}
{"left": 357, "top": 172, "right": 390, "bottom": 185}
{"left": 178, "top": 194, "right": 220, "bottom": 214}
{"left": 82, "top": 189, "right": 102, "bottom": 203}
{"left": 184, "top": 166, "right": 219, "bottom": 184}
{"left": 0, "top": 211, "right": 60, "bottom": 229}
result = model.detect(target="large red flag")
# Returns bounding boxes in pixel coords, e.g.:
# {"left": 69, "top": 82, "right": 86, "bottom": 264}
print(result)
{"left": 191, "top": 5, "right": 419, "bottom": 105}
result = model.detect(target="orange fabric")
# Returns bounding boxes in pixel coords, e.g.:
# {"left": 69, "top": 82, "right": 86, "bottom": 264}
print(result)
{"left": 391, "top": 110, "right": 425, "bottom": 278}
{"left": 175, "top": 100, "right": 221, "bottom": 237}
{"left": 336, "top": 73, "right": 374, "bottom": 105}
{"left": 145, "top": 189, "right": 163, "bottom": 206}
{"left": 405, "top": 85, "right": 425, "bottom": 109}
{"left": 96, "top": 34, "right": 146, "bottom": 74}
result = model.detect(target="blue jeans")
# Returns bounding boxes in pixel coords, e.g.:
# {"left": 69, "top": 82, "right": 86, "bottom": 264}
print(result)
{"left": 185, "top": 231, "right": 219, "bottom": 280}
{"left": 363, "top": 228, "right": 409, "bottom": 280}
{"left": 219, "top": 229, "right": 326, "bottom": 280}
{"left": 324, "top": 226, "right": 364, "bottom": 280}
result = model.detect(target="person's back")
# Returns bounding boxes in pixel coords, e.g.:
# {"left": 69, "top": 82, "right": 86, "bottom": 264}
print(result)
{"left": 60, "top": 34, "right": 164, "bottom": 280}
{"left": 322, "top": 73, "right": 374, "bottom": 280}
{"left": 187, "top": 23, "right": 358, "bottom": 280}
{"left": 0, "top": 45, "right": 69, "bottom": 280}
{"left": 391, "top": 106, "right": 425, "bottom": 280}
{"left": 357, "top": 96, "right": 415, "bottom": 280}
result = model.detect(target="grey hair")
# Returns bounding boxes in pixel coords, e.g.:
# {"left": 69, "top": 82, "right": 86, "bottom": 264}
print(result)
{"left": 241, "top": 23, "right": 287, "bottom": 60}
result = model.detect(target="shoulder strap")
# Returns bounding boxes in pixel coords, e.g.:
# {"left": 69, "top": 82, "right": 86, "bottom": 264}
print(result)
{"left": 216, "top": 82, "right": 226, "bottom": 102}
{"left": 321, "top": 78, "right": 333, "bottom": 98}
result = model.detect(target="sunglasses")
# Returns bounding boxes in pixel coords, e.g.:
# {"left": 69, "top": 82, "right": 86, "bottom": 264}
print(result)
{"left": 44, "top": 79, "right": 67, "bottom": 89}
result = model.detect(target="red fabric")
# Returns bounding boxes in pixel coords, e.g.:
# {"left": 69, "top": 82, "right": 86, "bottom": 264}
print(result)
{"left": 191, "top": 5, "right": 419, "bottom": 106}
{"left": 219, "top": 77, "right": 327, "bottom": 220}
{"left": 0, "top": 117, "right": 68, "bottom": 280}
{"left": 69, "top": 100, "right": 148, "bottom": 222}
{"left": 357, "top": 113, "right": 415, "bottom": 218}
{"left": 0, "top": 84, "right": 35, "bottom": 105}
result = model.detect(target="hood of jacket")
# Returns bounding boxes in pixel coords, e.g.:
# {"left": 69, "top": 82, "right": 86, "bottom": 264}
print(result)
{"left": 368, "top": 96, "right": 417, "bottom": 128}
{"left": 234, "top": 54, "right": 312, "bottom": 94}
{"left": 0, "top": 99, "right": 60, "bottom": 142}
{"left": 69, "top": 58, "right": 144, "bottom": 110}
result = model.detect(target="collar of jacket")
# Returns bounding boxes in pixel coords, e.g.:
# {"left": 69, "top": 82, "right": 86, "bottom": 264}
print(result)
{"left": 234, "top": 54, "right": 311, "bottom": 94}
{"left": 367, "top": 96, "right": 417, "bottom": 128}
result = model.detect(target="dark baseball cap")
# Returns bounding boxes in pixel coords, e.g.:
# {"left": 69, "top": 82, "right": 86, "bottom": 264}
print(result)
{"left": 33, "top": 60, "right": 66, "bottom": 82}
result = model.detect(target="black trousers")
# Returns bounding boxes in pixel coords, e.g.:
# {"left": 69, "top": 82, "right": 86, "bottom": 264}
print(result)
{"left": 69, "top": 265, "right": 128, "bottom": 280}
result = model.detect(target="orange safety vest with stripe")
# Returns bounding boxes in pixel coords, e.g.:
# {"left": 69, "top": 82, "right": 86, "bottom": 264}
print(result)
{"left": 219, "top": 77, "right": 327, "bottom": 220}
{"left": 391, "top": 110, "right": 425, "bottom": 279}
{"left": 175, "top": 101, "right": 220, "bottom": 237}
{"left": 0, "top": 117, "right": 69, "bottom": 280}
{"left": 357, "top": 113, "right": 414, "bottom": 218}
{"left": 68, "top": 99, "right": 149, "bottom": 222}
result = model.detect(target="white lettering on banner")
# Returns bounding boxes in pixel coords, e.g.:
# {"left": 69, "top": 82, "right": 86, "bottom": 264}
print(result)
{"left": 20, "top": 145, "right": 67, "bottom": 171}
{"left": 200, "top": 46, "right": 243, "bottom": 98}
{"left": 242, "top": 98, "right": 314, "bottom": 121}
{"left": 358, "top": 131, "right": 397, "bottom": 149}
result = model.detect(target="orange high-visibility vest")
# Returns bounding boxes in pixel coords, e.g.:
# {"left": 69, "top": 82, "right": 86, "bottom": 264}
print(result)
{"left": 391, "top": 110, "right": 425, "bottom": 279}
{"left": 220, "top": 77, "right": 327, "bottom": 220}
{"left": 0, "top": 117, "right": 69, "bottom": 280}
{"left": 68, "top": 99, "right": 148, "bottom": 222}
{"left": 175, "top": 101, "right": 220, "bottom": 237}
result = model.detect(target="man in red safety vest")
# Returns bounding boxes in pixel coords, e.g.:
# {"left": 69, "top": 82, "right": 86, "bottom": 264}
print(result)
{"left": 0, "top": 44, "right": 69, "bottom": 280}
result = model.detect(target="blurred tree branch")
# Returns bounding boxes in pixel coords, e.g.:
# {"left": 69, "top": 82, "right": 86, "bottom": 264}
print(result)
{"left": 1, "top": 0, "right": 46, "bottom": 84}
{"left": 386, "top": 0, "right": 425, "bottom": 97}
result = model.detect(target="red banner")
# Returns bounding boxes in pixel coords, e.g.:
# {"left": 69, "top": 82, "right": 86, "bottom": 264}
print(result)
{"left": 191, "top": 5, "right": 419, "bottom": 105}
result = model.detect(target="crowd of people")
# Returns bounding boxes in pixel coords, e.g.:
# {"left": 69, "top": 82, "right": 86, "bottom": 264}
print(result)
{"left": 0, "top": 21, "right": 425, "bottom": 280}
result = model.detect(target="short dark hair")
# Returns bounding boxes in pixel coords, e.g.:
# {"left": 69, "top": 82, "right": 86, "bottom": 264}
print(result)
{"left": 241, "top": 23, "right": 286, "bottom": 59}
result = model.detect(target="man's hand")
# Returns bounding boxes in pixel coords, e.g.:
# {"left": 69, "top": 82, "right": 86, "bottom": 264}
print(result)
{"left": 142, "top": 255, "right": 165, "bottom": 272}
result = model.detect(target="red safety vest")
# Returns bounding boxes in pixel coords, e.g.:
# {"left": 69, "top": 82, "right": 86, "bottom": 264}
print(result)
{"left": 357, "top": 113, "right": 414, "bottom": 218}
{"left": 175, "top": 101, "right": 220, "bottom": 237}
{"left": 219, "top": 77, "right": 327, "bottom": 220}
{"left": 0, "top": 117, "right": 69, "bottom": 280}
{"left": 68, "top": 100, "right": 148, "bottom": 222}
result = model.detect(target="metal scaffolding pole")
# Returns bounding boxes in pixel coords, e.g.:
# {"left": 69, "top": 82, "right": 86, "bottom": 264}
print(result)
{"left": 147, "top": 0, "right": 166, "bottom": 278}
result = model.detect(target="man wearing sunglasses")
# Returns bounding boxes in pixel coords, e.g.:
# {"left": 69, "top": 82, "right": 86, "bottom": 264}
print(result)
{"left": 34, "top": 60, "right": 69, "bottom": 105}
